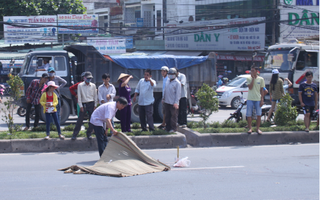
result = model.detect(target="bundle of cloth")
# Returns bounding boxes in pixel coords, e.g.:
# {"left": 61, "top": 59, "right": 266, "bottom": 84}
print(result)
{"left": 59, "top": 132, "right": 170, "bottom": 177}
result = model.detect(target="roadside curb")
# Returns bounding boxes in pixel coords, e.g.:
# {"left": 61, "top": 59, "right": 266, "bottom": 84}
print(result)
{"left": 177, "top": 127, "right": 319, "bottom": 147}
{"left": 0, "top": 132, "right": 187, "bottom": 153}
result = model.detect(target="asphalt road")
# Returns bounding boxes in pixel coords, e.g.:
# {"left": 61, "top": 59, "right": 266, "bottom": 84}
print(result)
{"left": 0, "top": 144, "right": 318, "bottom": 200}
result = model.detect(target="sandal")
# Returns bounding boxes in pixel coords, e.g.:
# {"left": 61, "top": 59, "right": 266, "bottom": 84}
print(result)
{"left": 247, "top": 129, "right": 252, "bottom": 134}
{"left": 257, "top": 129, "right": 263, "bottom": 135}
{"left": 305, "top": 128, "right": 309, "bottom": 133}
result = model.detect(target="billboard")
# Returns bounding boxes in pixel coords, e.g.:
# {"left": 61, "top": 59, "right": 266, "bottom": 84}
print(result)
{"left": 3, "top": 16, "right": 57, "bottom": 44}
{"left": 164, "top": 17, "right": 265, "bottom": 51}
{"left": 87, "top": 38, "right": 126, "bottom": 54}
{"left": 58, "top": 14, "right": 99, "bottom": 34}
{"left": 279, "top": 0, "right": 319, "bottom": 42}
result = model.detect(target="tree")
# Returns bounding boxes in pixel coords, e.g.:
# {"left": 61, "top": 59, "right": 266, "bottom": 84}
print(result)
{"left": 0, "top": 0, "right": 85, "bottom": 16}
{"left": 0, "top": 0, "right": 86, "bottom": 38}
{"left": 196, "top": 83, "right": 219, "bottom": 128}
{"left": 1, "top": 74, "right": 24, "bottom": 135}
{"left": 274, "top": 93, "right": 298, "bottom": 126}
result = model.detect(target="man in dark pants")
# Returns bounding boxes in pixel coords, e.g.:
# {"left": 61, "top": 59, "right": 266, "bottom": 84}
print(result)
{"left": 72, "top": 72, "right": 97, "bottom": 140}
{"left": 176, "top": 68, "right": 188, "bottom": 128}
{"left": 90, "top": 97, "right": 128, "bottom": 157}
{"left": 163, "top": 68, "right": 181, "bottom": 133}
{"left": 24, "top": 73, "right": 49, "bottom": 131}
{"left": 132, "top": 69, "right": 157, "bottom": 132}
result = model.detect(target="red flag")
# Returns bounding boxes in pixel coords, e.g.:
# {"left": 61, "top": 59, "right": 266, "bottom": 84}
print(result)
{"left": 116, "top": 0, "right": 120, "bottom": 5}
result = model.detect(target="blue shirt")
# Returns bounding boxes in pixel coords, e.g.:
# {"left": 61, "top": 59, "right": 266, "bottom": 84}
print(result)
{"left": 135, "top": 78, "right": 156, "bottom": 106}
{"left": 162, "top": 76, "right": 168, "bottom": 94}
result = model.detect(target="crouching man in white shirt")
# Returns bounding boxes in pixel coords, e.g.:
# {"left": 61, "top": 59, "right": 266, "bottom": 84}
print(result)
{"left": 90, "top": 97, "right": 128, "bottom": 157}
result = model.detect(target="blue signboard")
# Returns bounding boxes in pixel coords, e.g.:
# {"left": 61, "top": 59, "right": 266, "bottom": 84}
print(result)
{"left": 136, "top": 18, "right": 144, "bottom": 27}
{"left": 115, "top": 36, "right": 134, "bottom": 49}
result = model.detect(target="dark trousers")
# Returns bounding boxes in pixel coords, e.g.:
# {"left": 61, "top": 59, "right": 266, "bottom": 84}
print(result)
{"left": 139, "top": 104, "right": 154, "bottom": 131}
{"left": 120, "top": 104, "right": 131, "bottom": 132}
{"left": 45, "top": 112, "right": 61, "bottom": 136}
{"left": 26, "top": 103, "right": 41, "bottom": 128}
{"left": 178, "top": 97, "right": 188, "bottom": 125}
{"left": 164, "top": 103, "right": 178, "bottom": 132}
{"left": 56, "top": 98, "right": 61, "bottom": 124}
{"left": 92, "top": 124, "right": 108, "bottom": 157}
{"left": 73, "top": 101, "right": 94, "bottom": 137}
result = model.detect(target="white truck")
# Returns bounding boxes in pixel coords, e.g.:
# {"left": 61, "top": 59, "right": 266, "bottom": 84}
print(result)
{"left": 260, "top": 39, "right": 319, "bottom": 105}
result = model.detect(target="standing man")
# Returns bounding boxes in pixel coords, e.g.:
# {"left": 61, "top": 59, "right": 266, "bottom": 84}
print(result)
{"left": 98, "top": 73, "right": 116, "bottom": 133}
{"left": 98, "top": 73, "right": 116, "bottom": 104}
{"left": 47, "top": 67, "right": 67, "bottom": 122}
{"left": 72, "top": 71, "right": 97, "bottom": 140}
{"left": 23, "top": 73, "right": 49, "bottom": 131}
{"left": 246, "top": 65, "right": 265, "bottom": 135}
{"left": 163, "top": 68, "right": 181, "bottom": 133}
{"left": 158, "top": 66, "right": 169, "bottom": 130}
{"left": 299, "top": 71, "right": 318, "bottom": 132}
{"left": 133, "top": 69, "right": 157, "bottom": 132}
{"left": 176, "top": 68, "right": 188, "bottom": 128}
{"left": 69, "top": 72, "right": 86, "bottom": 116}
{"left": 90, "top": 97, "right": 128, "bottom": 157}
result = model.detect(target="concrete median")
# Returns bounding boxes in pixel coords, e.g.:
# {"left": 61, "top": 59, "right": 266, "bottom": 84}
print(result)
{"left": 0, "top": 132, "right": 187, "bottom": 153}
{"left": 177, "top": 127, "right": 319, "bottom": 147}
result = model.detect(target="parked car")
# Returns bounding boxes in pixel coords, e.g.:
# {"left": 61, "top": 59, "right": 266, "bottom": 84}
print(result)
{"left": 215, "top": 74, "right": 250, "bottom": 108}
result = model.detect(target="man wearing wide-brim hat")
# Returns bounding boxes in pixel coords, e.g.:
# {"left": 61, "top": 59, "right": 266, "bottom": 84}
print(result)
{"left": 72, "top": 71, "right": 97, "bottom": 140}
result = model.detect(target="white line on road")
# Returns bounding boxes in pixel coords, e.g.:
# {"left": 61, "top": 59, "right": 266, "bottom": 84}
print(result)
{"left": 171, "top": 166, "right": 245, "bottom": 171}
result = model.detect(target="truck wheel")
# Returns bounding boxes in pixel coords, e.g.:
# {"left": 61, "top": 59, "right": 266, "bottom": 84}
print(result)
{"left": 40, "top": 98, "right": 70, "bottom": 125}
{"left": 131, "top": 98, "right": 140, "bottom": 123}
{"left": 154, "top": 98, "right": 163, "bottom": 122}
{"left": 231, "top": 97, "right": 241, "bottom": 109}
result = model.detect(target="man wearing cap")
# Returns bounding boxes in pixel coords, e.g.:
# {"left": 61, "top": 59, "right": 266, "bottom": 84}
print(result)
{"left": 158, "top": 66, "right": 169, "bottom": 129}
{"left": 47, "top": 67, "right": 67, "bottom": 122}
{"left": 163, "top": 68, "right": 181, "bottom": 132}
{"left": 72, "top": 71, "right": 97, "bottom": 140}
{"left": 23, "top": 73, "right": 49, "bottom": 131}
{"left": 133, "top": 69, "right": 157, "bottom": 132}
{"left": 36, "top": 58, "right": 50, "bottom": 72}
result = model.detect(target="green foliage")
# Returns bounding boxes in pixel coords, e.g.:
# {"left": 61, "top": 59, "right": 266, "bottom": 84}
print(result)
{"left": 83, "top": 123, "right": 89, "bottom": 130}
{"left": 1, "top": 74, "right": 24, "bottom": 135}
{"left": 0, "top": 0, "right": 85, "bottom": 16}
{"left": 196, "top": 84, "right": 219, "bottom": 128}
{"left": 114, "top": 123, "right": 121, "bottom": 129}
{"left": 274, "top": 93, "right": 298, "bottom": 126}
{"left": 131, "top": 123, "right": 141, "bottom": 129}
{"left": 63, "top": 124, "right": 75, "bottom": 131}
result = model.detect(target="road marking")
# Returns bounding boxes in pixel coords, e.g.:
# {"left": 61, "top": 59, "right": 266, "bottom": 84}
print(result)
{"left": 171, "top": 166, "right": 245, "bottom": 171}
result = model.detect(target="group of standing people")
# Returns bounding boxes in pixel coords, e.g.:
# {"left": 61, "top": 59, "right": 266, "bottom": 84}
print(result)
{"left": 246, "top": 65, "right": 318, "bottom": 135}
{"left": 24, "top": 66, "right": 67, "bottom": 139}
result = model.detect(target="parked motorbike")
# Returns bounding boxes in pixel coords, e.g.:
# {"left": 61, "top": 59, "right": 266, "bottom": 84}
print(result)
{"left": 227, "top": 92, "right": 272, "bottom": 122}
{"left": 188, "top": 87, "right": 204, "bottom": 114}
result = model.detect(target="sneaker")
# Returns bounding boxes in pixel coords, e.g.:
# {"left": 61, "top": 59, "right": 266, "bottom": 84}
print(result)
{"left": 87, "top": 136, "right": 93, "bottom": 140}
{"left": 59, "top": 135, "right": 65, "bottom": 140}
{"left": 158, "top": 125, "right": 165, "bottom": 129}
{"left": 305, "top": 128, "right": 309, "bottom": 133}
{"left": 71, "top": 136, "right": 76, "bottom": 140}
{"left": 44, "top": 136, "right": 50, "bottom": 140}
{"left": 169, "top": 130, "right": 175, "bottom": 133}
{"left": 181, "top": 125, "right": 187, "bottom": 128}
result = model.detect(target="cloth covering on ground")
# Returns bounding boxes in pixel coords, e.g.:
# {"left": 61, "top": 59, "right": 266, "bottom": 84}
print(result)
{"left": 59, "top": 132, "right": 171, "bottom": 177}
